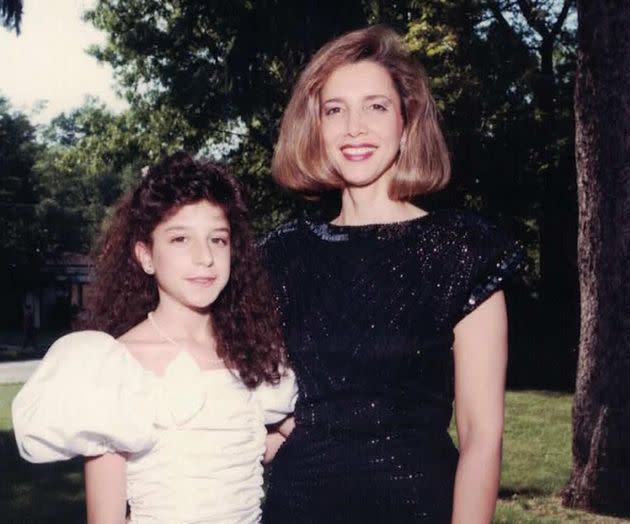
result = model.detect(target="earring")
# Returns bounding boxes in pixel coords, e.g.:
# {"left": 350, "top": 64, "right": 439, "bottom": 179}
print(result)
{"left": 145, "top": 265, "right": 154, "bottom": 275}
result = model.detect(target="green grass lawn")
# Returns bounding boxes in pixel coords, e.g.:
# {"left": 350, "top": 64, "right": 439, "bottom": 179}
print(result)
{"left": 1, "top": 386, "right": 628, "bottom": 523}
{"left": 493, "top": 391, "right": 629, "bottom": 523}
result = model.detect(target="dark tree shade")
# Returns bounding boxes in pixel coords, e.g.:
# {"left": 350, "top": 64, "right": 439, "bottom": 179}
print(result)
{"left": 562, "top": 0, "right": 630, "bottom": 517}
{"left": 1, "top": 0, "right": 22, "bottom": 34}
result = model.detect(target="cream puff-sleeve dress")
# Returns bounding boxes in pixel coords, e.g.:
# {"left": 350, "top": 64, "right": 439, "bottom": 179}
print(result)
{"left": 12, "top": 331, "right": 297, "bottom": 524}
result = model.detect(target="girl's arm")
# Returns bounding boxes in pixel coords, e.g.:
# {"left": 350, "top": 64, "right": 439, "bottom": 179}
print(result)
{"left": 451, "top": 291, "right": 507, "bottom": 524}
{"left": 263, "top": 416, "right": 296, "bottom": 464}
{"left": 84, "top": 453, "right": 127, "bottom": 524}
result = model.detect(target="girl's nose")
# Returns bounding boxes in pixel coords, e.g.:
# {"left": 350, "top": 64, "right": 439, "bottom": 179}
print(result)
{"left": 193, "top": 241, "right": 214, "bottom": 266}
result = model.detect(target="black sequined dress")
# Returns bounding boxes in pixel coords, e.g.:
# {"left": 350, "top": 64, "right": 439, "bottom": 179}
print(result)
{"left": 260, "top": 210, "right": 522, "bottom": 524}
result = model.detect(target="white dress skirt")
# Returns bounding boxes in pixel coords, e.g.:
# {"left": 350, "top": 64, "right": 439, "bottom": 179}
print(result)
{"left": 12, "top": 331, "right": 298, "bottom": 524}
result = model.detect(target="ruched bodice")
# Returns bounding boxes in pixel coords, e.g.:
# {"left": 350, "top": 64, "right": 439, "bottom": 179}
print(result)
{"left": 12, "top": 331, "right": 297, "bottom": 524}
{"left": 260, "top": 210, "right": 522, "bottom": 523}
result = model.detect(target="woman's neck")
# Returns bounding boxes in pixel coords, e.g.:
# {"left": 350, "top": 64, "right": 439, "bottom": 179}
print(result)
{"left": 333, "top": 187, "right": 425, "bottom": 226}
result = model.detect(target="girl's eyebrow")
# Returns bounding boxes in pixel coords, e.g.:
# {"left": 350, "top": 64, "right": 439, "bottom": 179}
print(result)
{"left": 162, "top": 225, "right": 230, "bottom": 233}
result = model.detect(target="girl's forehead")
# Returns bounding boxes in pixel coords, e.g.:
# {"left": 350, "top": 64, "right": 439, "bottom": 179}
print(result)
{"left": 159, "top": 200, "right": 229, "bottom": 228}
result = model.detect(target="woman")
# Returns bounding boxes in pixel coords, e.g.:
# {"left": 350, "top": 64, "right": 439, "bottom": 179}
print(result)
{"left": 261, "top": 25, "right": 521, "bottom": 523}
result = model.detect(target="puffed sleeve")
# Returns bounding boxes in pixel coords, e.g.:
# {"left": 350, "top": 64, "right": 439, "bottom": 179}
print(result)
{"left": 254, "top": 368, "right": 298, "bottom": 425}
{"left": 449, "top": 212, "right": 524, "bottom": 325}
{"left": 12, "top": 331, "right": 157, "bottom": 463}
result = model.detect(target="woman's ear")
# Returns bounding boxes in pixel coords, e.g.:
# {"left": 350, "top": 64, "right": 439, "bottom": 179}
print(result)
{"left": 134, "top": 241, "right": 154, "bottom": 275}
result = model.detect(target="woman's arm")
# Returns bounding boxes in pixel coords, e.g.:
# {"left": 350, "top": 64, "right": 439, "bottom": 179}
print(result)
{"left": 84, "top": 453, "right": 127, "bottom": 524}
{"left": 451, "top": 291, "right": 507, "bottom": 524}
{"left": 263, "top": 416, "right": 296, "bottom": 464}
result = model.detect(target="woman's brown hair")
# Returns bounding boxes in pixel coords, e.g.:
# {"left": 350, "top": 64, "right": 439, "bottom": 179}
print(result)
{"left": 87, "top": 152, "right": 285, "bottom": 388}
{"left": 273, "top": 24, "right": 450, "bottom": 200}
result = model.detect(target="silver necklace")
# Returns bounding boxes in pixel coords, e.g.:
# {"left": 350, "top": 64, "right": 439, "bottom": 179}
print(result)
{"left": 147, "top": 311, "right": 224, "bottom": 365}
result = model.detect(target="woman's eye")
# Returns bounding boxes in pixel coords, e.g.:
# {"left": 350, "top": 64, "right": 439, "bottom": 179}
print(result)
{"left": 211, "top": 237, "right": 229, "bottom": 246}
{"left": 369, "top": 103, "right": 387, "bottom": 112}
{"left": 170, "top": 236, "right": 187, "bottom": 243}
{"left": 324, "top": 106, "right": 342, "bottom": 116}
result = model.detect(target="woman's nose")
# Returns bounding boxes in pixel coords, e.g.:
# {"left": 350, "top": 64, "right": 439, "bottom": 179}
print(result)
{"left": 346, "top": 108, "right": 365, "bottom": 137}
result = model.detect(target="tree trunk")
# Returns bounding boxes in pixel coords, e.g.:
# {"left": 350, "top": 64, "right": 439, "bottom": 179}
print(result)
{"left": 562, "top": 0, "right": 630, "bottom": 516}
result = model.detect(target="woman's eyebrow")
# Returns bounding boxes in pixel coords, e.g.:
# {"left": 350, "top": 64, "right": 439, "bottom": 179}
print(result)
{"left": 322, "top": 94, "right": 393, "bottom": 104}
{"left": 364, "top": 94, "right": 393, "bottom": 103}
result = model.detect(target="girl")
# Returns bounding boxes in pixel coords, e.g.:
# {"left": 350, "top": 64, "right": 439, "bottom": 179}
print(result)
{"left": 12, "top": 152, "right": 296, "bottom": 524}
{"left": 261, "top": 26, "right": 522, "bottom": 523}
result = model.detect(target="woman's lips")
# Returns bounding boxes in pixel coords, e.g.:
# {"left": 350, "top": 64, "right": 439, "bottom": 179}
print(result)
{"left": 341, "top": 144, "right": 376, "bottom": 161}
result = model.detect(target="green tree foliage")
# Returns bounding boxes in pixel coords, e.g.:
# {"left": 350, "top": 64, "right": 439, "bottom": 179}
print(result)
{"left": 36, "top": 97, "right": 201, "bottom": 254}
{"left": 0, "top": 97, "right": 42, "bottom": 277}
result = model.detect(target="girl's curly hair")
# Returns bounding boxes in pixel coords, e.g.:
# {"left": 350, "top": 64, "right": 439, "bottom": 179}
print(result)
{"left": 86, "top": 152, "right": 285, "bottom": 387}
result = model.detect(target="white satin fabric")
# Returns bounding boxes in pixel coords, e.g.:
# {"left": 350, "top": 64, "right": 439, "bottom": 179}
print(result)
{"left": 12, "top": 331, "right": 297, "bottom": 523}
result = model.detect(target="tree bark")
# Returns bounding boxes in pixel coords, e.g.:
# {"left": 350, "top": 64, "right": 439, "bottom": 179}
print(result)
{"left": 563, "top": 0, "right": 630, "bottom": 516}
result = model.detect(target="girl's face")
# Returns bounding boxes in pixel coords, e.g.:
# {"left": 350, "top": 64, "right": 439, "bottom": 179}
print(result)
{"left": 135, "top": 200, "right": 231, "bottom": 311}
{"left": 320, "top": 60, "right": 405, "bottom": 191}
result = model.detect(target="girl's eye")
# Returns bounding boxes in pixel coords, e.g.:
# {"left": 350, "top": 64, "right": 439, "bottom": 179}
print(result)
{"left": 369, "top": 103, "right": 387, "bottom": 112}
{"left": 170, "top": 236, "right": 187, "bottom": 243}
{"left": 323, "top": 106, "right": 342, "bottom": 116}
{"left": 211, "top": 237, "right": 229, "bottom": 246}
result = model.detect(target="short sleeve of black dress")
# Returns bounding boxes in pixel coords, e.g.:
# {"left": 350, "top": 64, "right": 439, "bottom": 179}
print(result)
{"left": 442, "top": 211, "right": 523, "bottom": 327}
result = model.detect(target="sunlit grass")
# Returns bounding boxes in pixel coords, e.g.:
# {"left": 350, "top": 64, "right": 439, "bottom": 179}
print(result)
{"left": 494, "top": 391, "right": 627, "bottom": 523}
{"left": 0, "top": 384, "right": 21, "bottom": 431}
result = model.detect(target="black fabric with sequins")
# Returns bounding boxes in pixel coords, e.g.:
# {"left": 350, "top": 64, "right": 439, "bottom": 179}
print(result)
{"left": 260, "top": 209, "right": 522, "bottom": 524}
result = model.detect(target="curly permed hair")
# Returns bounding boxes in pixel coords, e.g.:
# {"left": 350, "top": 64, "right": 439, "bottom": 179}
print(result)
{"left": 86, "top": 152, "right": 285, "bottom": 387}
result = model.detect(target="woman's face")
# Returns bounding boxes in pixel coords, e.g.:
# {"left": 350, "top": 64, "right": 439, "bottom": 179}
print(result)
{"left": 320, "top": 60, "right": 404, "bottom": 190}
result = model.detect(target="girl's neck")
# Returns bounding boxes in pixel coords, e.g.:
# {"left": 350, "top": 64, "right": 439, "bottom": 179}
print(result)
{"left": 333, "top": 187, "right": 425, "bottom": 226}
{"left": 150, "top": 300, "right": 215, "bottom": 345}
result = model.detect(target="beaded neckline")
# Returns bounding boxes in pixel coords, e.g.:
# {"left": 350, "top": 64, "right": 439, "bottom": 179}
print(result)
{"left": 304, "top": 211, "right": 437, "bottom": 242}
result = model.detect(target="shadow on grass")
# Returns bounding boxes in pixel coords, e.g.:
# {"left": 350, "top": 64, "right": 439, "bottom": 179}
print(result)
{"left": 499, "top": 487, "right": 547, "bottom": 499}
{"left": 0, "top": 430, "right": 85, "bottom": 523}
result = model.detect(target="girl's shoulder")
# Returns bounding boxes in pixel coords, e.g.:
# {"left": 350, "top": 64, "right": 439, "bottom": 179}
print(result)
{"left": 253, "top": 368, "right": 298, "bottom": 425}
{"left": 43, "top": 330, "right": 121, "bottom": 363}
{"left": 25, "top": 329, "right": 147, "bottom": 390}
{"left": 12, "top": 330, "right": 157, "bottom": 463}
